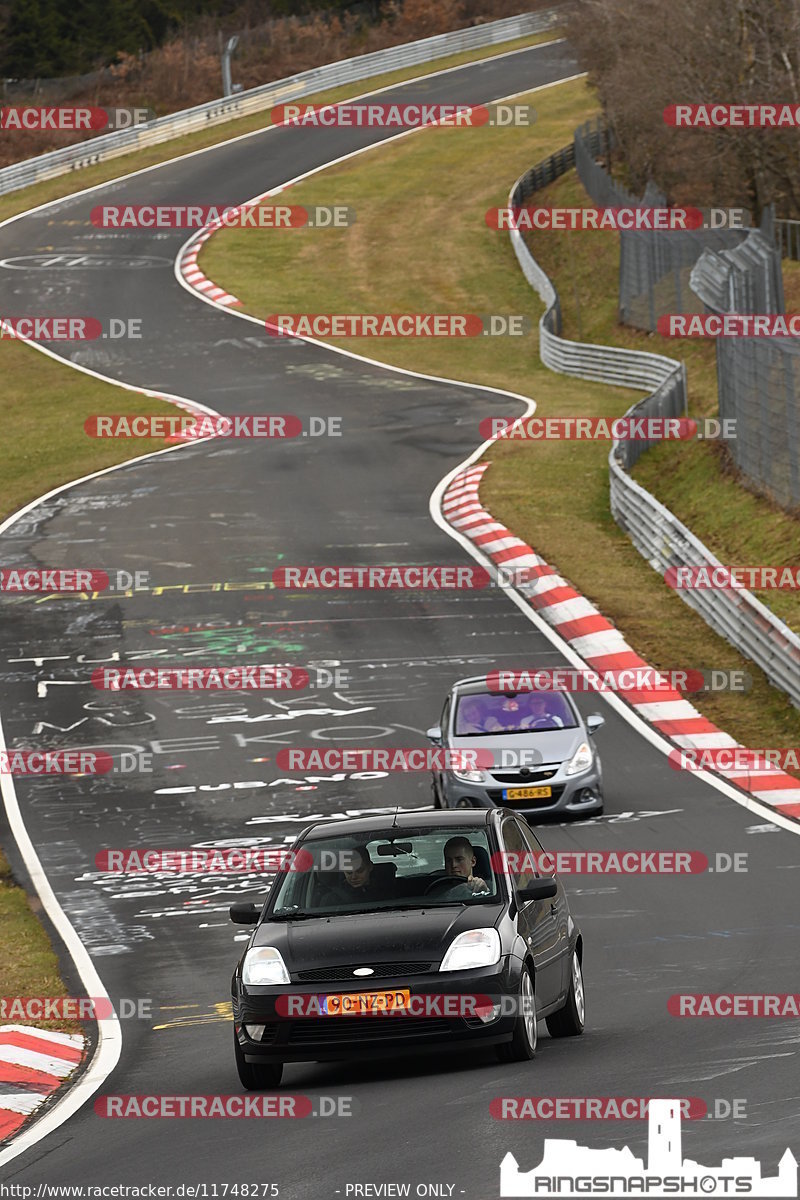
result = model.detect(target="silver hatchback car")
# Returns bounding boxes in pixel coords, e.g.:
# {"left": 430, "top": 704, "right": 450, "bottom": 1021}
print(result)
{"left": 427, "top": 676, "right": 605, "bottom": 819}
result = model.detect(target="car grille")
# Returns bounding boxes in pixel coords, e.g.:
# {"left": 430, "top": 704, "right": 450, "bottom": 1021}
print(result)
{"left": 488, "top": 785, "right": 565, "bottom": 807}
{"left": 286, "top": 1016, "right": 453, "bottom": 1044}
{"left": 490, "top": 768, "right": 559, "bottom": 784}
{"left": 295, "top": 962, "right": 432, "bottom": 982}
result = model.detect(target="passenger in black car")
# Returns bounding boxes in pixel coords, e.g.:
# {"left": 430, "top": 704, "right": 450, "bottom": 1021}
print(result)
{"left": 321, "top": 845, "right": 396, "bottom": 904}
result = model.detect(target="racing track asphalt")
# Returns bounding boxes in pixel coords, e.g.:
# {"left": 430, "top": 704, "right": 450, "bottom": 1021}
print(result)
{"left": 0, "top": 38, "right": 799, "bottom": 1195}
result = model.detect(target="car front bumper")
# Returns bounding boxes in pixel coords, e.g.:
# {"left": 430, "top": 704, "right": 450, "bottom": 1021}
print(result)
{"left": 439, "top": 763, "right": 603, "bottom": 816}
{"left": 233, "top": 959, "right": 524, "bottom": 1063}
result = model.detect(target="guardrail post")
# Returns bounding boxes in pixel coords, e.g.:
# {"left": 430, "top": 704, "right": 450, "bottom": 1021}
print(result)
{"left": 221, "top": 35, "right": 239, "bottom": 98}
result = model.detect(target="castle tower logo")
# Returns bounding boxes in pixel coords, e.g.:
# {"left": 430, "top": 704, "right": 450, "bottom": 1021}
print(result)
{"left": 500, "top": 1099, "right": 797, "bottom": 1197}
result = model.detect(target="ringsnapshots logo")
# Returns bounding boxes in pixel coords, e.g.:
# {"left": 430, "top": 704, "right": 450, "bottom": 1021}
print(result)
{"left": 499, "top": 1098, "right": 797, "bottom": 1197}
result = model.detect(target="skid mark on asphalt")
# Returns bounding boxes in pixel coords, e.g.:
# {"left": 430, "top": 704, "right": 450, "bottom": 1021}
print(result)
{"left": 153, "top": 1002, "right": 232, "bottom": 1031}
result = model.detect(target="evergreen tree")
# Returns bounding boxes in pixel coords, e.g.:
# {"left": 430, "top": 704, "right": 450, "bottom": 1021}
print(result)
{"left": 2, "top": 0, "right": 64, "bottom": 75}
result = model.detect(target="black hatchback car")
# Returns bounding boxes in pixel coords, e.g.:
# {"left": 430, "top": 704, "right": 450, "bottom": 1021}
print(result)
{"left": 229, "top": 809, "right": 585, "bottom": 1088}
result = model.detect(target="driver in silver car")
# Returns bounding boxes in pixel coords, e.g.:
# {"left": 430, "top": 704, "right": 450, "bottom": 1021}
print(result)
{"left": 519, "top": 693, "right": 566, "bottom": 730}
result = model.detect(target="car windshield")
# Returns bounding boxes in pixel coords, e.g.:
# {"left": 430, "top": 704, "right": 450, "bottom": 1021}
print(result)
{"left": 454, "top": 691, "right": 577, "bottom": 736}
{"left": 269, "top": 826, "right": 500, "bottom": 918}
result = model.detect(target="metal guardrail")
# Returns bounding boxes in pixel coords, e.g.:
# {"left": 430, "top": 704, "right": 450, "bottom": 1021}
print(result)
{"left": 509, "top": 141, "right": 683, "bottom": 395}
{"left": 609, "top": 458, "right": 800, "bottom": 707}
{"left": 776, "top": 217, "right": 800, "bottom": 261}
{"left": 508, "top": 138, "right": 800, "bottom": 710}
{"left": 0, "top": 8, "right": 563, "bottom": 198}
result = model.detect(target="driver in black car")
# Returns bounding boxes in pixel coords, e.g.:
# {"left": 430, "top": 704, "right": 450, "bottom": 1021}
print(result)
{"left": 443, "top": 836, "right": 490, "bottom": 895}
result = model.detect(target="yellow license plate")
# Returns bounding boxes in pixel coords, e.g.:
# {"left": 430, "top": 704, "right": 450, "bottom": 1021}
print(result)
{"left": 322, "top": 988, "right": 411, "bottom": 1016}
{"left": 505, "top": 786, "right": 552, "bottom": 800}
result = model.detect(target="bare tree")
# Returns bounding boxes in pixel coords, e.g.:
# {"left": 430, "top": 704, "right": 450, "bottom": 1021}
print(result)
{"left": 567, "top": 0, "right": 800, "bottom": 218}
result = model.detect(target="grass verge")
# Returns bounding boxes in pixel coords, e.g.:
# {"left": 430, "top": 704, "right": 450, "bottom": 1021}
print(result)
{"left": 0, "top": 342, "right": 181, "bottom": 518}
{"left": 0, "top": 853, "right": 79, "bottom": 1033}
{"left": 203, "top": 72, "right": 800, "bottom": 752}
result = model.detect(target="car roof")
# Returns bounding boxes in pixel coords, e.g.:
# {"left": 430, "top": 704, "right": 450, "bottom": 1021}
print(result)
{"left": 450, "top": 675, "right": 576, "bottom": 698}
{"left": 450, "top": 675, "right": 500, "bottom": 695}
{"left": 299, "top": 809, "right": 498, "bottom": 841}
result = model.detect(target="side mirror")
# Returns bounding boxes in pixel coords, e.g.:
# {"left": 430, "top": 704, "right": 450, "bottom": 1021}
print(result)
{"left": 586, "top": 714, "right": 605, "bottom": 736}
{"left": 229, "top": 902, "right": 259, "bottom": 924}
{"left": 426, "top": 725, "right": 442, "bottom": 744}
{"left": 518, "top": 878, "right": 557, "bottom": 902}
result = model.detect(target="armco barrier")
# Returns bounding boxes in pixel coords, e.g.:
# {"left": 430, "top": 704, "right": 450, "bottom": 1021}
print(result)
{"left": 507, "top": 140, "right": 800, "bottom": 711}
{"left": 608, "top": 457, "right": 800, "bottom": 707}
{"left": 0, "top": 8, "right": 563, "bottom": 198}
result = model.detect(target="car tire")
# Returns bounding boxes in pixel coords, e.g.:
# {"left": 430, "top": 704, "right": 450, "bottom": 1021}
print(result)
{"left": 234, "top": 1028, "right": 283, "bottom": 1089}
{"left": 545, "top": 950, "right": 585, "bottom": 1038}
{"left": 496, "top": 965, "right": 537, "bottom": 1062}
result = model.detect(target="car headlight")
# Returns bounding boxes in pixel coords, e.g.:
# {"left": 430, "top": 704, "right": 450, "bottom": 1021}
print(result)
{"left": 440, "top": 928, "right": 501, "bottom": 972}
{"left": 565, "top": 741, "right": 593, "bottom": 776}
{"left": 452, "top": 768, "right": 487, "bottom": 783}
{"left": 242, "top": 946, "right": 290, "bottom": 986}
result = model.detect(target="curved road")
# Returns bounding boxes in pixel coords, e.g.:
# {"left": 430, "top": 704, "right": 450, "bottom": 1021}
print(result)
{"left": 1, "top": 38, "right": 799, "bottom": 1194}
